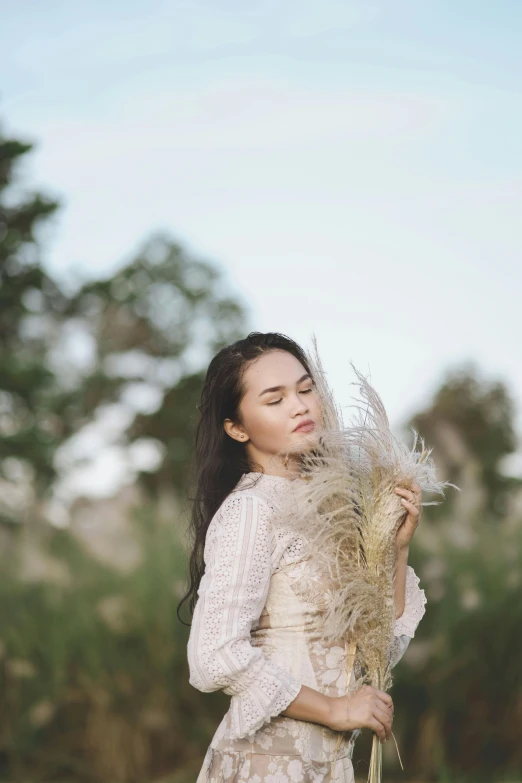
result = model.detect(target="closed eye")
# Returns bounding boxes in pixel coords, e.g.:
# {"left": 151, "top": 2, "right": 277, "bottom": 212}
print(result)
{"left": 267, "top": 388, "right": 314, "bottom": 406}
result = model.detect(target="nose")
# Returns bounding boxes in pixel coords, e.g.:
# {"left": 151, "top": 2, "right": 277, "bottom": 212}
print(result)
{"left": 292, "top": 392, "right": 309, "bottom": 415}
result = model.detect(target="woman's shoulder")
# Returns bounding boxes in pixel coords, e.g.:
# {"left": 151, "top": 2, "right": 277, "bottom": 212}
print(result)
{"left": 209, "top": 475, "right": 284, "bottom": 535}
{"left": 211, "top": 473, "right": 304, "bottom": 568}
{"left": 227, "top": 471, "right": 295, "bottom": 513}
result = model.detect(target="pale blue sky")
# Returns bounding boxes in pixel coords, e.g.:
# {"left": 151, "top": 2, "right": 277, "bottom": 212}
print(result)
{"left": 2, "top": 1, "right": 522, "bottom": 497}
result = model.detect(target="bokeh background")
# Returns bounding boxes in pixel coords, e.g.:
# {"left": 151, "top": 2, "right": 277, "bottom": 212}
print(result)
{"left": 1, "top": 2, "right": 522, "bottom": 781}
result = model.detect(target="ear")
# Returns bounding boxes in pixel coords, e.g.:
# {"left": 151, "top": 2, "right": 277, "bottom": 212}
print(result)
{"left": 223, "top": 418, "right": 249, "bottom": 443}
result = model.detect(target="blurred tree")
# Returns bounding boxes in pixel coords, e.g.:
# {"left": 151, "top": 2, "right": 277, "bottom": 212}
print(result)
{"left": 0, "top": 125, "right": 69, "bottom": 522}
{"left": 382, "top": 366, "right": 522, "bottom": 780}
{"left": 63, "top": 232, "right": 249, "bottom": 498}
{"left": 0, "top": 498, "right": 229, "bottom": 783}
{"left": 0, "top": 113, "right": 249, "bottom": 783}
{"left": 0, "top": 118, "right": 250, "bottom": 519}
{"left": 408, "top": 361, "right": 521, "bottom": 519}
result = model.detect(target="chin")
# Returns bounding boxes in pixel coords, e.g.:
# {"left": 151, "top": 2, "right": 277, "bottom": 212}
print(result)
{"left": 289, "top": 429, "right": 321, "bottom": 453}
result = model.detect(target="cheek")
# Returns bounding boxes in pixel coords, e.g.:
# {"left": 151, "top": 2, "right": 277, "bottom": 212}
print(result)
{"left": 310, "top": 395, "right": 323, "bottom": 422}
{"left": 250, "top": 406, "right": 287, "bottom": 443}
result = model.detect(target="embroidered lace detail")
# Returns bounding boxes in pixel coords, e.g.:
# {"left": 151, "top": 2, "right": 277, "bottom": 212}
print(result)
{"left": 228, "top": 658, "right": 302, "bottom": 737}
{"left": 394, "top": 564, "right": 427, "bottom": 638}
{"left": 388, "top": 565, "right": 427, "bottom": 668}
{"left": 235, "top": 472, "right": 306, "bottom": 570}
{"left": 187, "top": 490, "right": 301, "bottom": 738}
{"left": 235, "top": 471, "right": 295, "bottom": 509}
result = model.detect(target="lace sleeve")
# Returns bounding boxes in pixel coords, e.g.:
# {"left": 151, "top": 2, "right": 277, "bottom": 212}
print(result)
{"left": 187, "top": 492, "right": 302, "bottom": 738}
{"left": 388, "top": 564, "right": 427, "bottom": 668}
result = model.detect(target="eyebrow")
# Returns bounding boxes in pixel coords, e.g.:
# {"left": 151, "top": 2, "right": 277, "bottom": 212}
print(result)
{"left": 258, "top": 373, "right": 312, "bottom": 397}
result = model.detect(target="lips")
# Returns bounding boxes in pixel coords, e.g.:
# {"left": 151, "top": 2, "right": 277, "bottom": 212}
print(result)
{"left": 293, "top": 419, "right": 315, "bottom": 433}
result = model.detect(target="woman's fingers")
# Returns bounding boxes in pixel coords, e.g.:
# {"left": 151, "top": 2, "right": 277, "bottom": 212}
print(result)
{"left": 373, "top": 705, "right": 392, "bottom": 739}
{"left": 376, "top": 694, "right": 394, "bottom": 714}
{"left": 363, "top": 684, "right": 392, "bottom": 705}
{"left": 368, "top": 716, "right": 387, "bottom": 742}
{"left": 373, "top": 688, "right": 393, "bottom": 709}
{"left": 395, "top": 484, "right": 422, "bottom": 506}
{"left": 357, "top": 686, "right": 394, "bottom": 741}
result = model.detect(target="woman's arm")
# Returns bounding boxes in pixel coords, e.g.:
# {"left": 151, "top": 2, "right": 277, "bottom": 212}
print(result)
{"left": 187, "top": 491, "right": 397, "bottom": 741}
{"left": 187, "top": 492, "right": 302, "bottom": 738}
{"left": 389, "top": 560, "right": 427, "bottom": 668}
{"left": 281, "top": 546, "right": 420, "bottom": 735}
{"left": 281, "top": 684, "right": 394, "bottom": 743}
{"left": 394, "top": 545, "right": 409, "bottom": 619}
{"left": 280, "top": 684, "right": 332, "bottom": 726}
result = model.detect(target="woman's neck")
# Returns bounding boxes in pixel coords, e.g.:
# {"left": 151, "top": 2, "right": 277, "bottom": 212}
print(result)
{"left": 248, "top": 456, "right": 302, "bottom": 480}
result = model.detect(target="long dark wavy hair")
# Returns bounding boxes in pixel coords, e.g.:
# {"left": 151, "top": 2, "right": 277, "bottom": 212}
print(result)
{"left": 176, "top": 331, "right": 314, "bottom": 624}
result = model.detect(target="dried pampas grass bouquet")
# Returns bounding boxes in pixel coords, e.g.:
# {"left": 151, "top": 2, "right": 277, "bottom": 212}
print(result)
{"left": 273, "top": 335, "right": 458, "bottom": 783}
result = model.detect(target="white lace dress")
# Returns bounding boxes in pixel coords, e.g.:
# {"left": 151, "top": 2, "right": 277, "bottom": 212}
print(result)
{"left": 187, "top": 472, "right": 427, "bottom": 783}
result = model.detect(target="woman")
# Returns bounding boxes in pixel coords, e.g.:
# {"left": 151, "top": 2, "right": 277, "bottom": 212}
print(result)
{"left": 180, "top": 332, "right": 426, "bottom": 783}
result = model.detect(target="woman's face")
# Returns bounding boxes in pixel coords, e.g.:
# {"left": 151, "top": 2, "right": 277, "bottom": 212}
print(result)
{"left": 224, "top": 349, "right": 323, "bottom": 475}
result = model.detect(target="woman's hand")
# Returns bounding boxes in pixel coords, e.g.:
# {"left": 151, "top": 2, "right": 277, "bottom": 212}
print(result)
{"left": 394, "top": 482, "right": 422, "bottom": 551}
{"left": 327, "top": 685, "right": 394, "bottom": 742}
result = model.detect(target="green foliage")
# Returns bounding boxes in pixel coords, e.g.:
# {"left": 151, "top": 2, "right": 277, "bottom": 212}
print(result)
{"left": 0, "top": 119, "right": 249, "bottom": 524}
{"left": 63, "top": 232, "right": 249, "bottom": 496}
{"left": 0, "top": 115, "right": 249, "bottom": 781}
{"left": 389, "top": 507, "right": 522, "bottom": 780}
{"left": 409, "top": 363, "right": 521, "bottom": 519}
{"left": 0, "top": 504, "right": 227, "bottom": 783}
{"left": 0, "top": 129, "right": 68, "bottom": 497}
